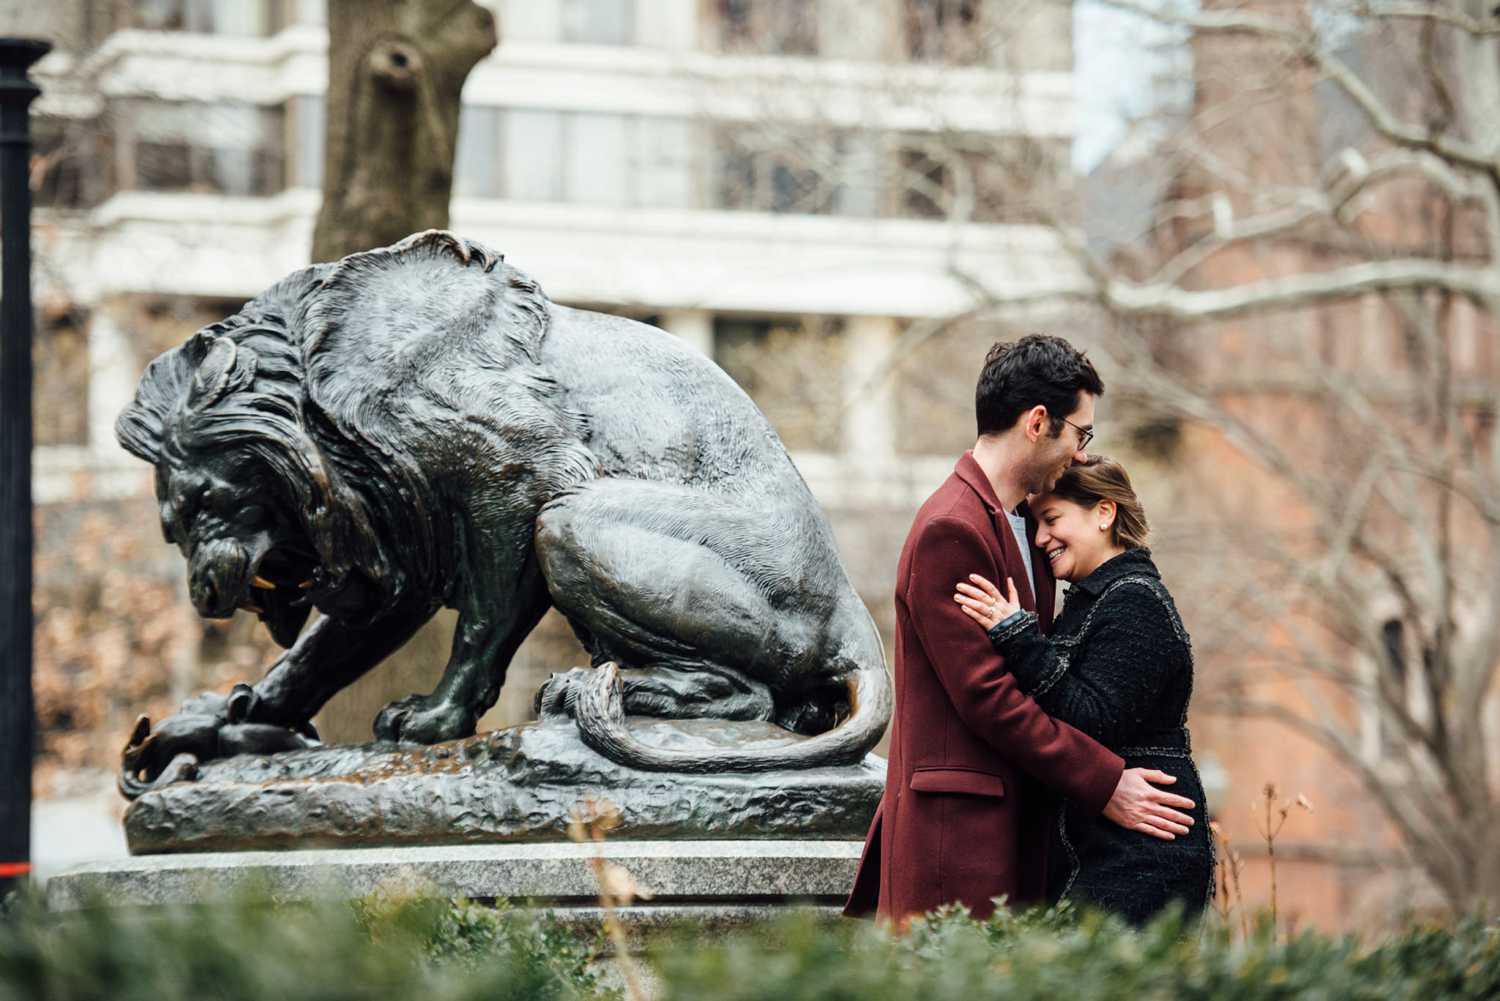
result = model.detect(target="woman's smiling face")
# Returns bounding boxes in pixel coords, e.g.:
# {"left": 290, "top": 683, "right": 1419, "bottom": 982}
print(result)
{"left": 1033, "top": 495, "right": 1116, "bottom": 582}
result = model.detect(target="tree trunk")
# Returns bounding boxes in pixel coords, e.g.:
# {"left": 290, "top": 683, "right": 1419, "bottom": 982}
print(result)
{"left": 310, "top": 0, "right": 496, "bottom": 263}
{"left": 311, "top": 0, "right": 495, "bottom": 742}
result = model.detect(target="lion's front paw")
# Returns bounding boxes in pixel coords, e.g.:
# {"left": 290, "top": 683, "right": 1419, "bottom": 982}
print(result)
{"left": 533, "top": 667, "right": 595, "bottom": 720}
{"left": 119, "top": 687, "right": 318, "bottom": 799}
{"left": 373, "top": 693, "right": 476, "bottom": 744}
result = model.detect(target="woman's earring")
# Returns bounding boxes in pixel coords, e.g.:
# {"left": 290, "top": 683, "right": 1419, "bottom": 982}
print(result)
{"left": 1099, "top": 524, "right": 1107, "bottom": 531}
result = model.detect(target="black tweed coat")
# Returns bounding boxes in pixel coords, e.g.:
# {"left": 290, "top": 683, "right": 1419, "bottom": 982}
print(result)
{"left": 987, "top": 548, "right": 1214, "bottom": 925}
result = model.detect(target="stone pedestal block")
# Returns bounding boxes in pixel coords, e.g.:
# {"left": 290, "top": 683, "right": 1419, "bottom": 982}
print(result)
{"left": 122, "top": 718, "right": 885, "bottom": 854}
{"left": 47, "top": 840, "right": 866, "bottom": 925}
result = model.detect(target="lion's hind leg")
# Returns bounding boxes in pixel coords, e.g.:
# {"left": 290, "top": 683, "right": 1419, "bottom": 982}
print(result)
{"left": 534, "top": 481, "right": 811, "bottom": 725}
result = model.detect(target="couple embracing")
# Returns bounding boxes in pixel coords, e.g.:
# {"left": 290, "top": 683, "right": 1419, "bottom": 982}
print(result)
{"left": 845, "top": 335, "right": 1214, "bottom": 928}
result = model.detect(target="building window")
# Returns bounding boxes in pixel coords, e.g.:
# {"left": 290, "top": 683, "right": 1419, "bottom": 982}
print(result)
{"left": 454, "top": 105, "right": 501, "bottom": 198}
{"left": 502, "top": 110, "right": 566, "bottom": 202}
{"left": 714, "top": 126, "right": 853, "bottom": 216}
{"left": 1375, "top": 618, "right": 1413, "bottom": 756}
{"left": 894, "top": 143, "right": 1015, "bottom": 222}
{"left": 31, "top": 116, "right": 100, "bottom": 210}
{"left": 499, "top": 0, "right": 563, "bottom": 43}
{"left": 903, "top": 0, "right": 983, "bottom": 63}
{"left": 562, "top": 0, "right": 635, "bottom": 45}
{"left": 1360, "top": 616, "right": 1440, "bottom": 764}
{"left": 892, "top": 136, "right": 1062, "bottom": 224}
{"left": 631, "top": 117, "right": 699, "bottom": 209}
{"left": 717, "top": 143, "right": 826, "bottom": 215}
{"left": 490, "top": 110, "right": 697, "bottom": 209}
{"left": 566, "top": 113, "right": 632, "bottom": 206}
{"left": 112, "top": 100, "right": 286, "bottom": 197}
{"left": 286, "top": 95, "right": 325, "bottom": 190}
{"left": 714, "top": 315, "right": 845, "bottom": 452}
{"left": 896, "top": 146, "right": 953, "bottom": 220}
{"left": 268, "top": 0, "right": 326, "bottom": 30}
{"left": 34, "top": 306, "right": 91, "bottom": 448}
{"left": 130, "top": 0, "right": 272, "bottom": 36}
{"left": 498, "top": 0, "right": 636, "bottom": 45}
{"left": 717, "top": 0, "right": 818, "bottom": 56}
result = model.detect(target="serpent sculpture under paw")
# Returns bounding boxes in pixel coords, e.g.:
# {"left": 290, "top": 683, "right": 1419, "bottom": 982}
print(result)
{"left": 115, "top": 230, "right": 891, "bottom": 795}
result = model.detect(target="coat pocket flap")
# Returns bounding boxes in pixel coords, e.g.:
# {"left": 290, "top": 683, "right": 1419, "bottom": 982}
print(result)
{"left": 909, "top": 767, "right": 1006, "bottom": 798}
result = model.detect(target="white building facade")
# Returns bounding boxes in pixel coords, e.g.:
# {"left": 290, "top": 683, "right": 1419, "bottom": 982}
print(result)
{"left": 9, "top": 0, "right": 1083, "bottom": 873}
{"left": 14, "top": 0, "right": 1083, "bottom": 804}
{"left": 27, "top": 0, "right": 1078, "bottom": 519}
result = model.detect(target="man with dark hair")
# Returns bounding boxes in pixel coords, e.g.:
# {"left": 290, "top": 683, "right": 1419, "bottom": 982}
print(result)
{"left": 845, "top": 334, "right": 1195, "bottom": 925}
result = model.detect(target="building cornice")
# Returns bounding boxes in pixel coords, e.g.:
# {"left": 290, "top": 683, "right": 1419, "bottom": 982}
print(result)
{"left": 39, "top": 28, "right": 1072, "bottom": 137}
{"left": 37, "top": 192, "right": 1085, "bottom": 316}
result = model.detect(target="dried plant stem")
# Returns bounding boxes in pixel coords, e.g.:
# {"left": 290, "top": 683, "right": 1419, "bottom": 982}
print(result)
{"left": 1232, "top": 854, "right": 1248, "bottom": 941}
{"left": 587, "top": 855, "right": 650, "bottom": 1001}
{"left": 1251, "top": 785, "right": 1313, "bottom": 939}
{"left": 1265, "top": 790, "right": 1280, "bottom": 928}
{"left": 1211, "top": 821, "right": 1249, "bottom": 940}
{"left": 569, "top": 800, "right": 650, "bottom": 1001}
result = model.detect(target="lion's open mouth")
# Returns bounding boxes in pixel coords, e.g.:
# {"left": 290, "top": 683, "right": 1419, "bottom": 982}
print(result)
{"left": 244, "top": 546, "right": 321, "bottom": 648}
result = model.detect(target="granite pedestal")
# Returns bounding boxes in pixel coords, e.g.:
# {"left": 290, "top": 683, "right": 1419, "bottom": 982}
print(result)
{"left": 47, "top": 840, "right": 864, "bottom": 932}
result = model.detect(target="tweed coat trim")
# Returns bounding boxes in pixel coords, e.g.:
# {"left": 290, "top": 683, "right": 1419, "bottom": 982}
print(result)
{"left": 1056, "top": 807, "right": 1083, "bottom": 901}
{"left": 989, "top": 610, "right": 1039, "bottom": 646}
{"left": 1067, "top": 547, "right": 1159, "bottom": 597}
{"left": 1032, "top": 648, "right": 1072, "bottom": 698}
{"left": 1044, "top": 574, "right": 1191, "bottom": 696}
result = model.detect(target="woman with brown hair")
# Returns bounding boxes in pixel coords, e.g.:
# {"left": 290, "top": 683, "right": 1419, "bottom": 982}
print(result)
{"left": 953, "top": 455, "right": 1214, "bottom": 925}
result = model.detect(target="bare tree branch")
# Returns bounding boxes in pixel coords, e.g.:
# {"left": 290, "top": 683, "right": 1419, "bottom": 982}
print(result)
{"left": 1094, "top": 0, "right": 1500, "bottom": 179}
{"left": 1327, "top": 149, "right": 1494, "bottom": 220}
{"left": 975, "top": 255, "right": 1499, "bottom": 324}
{"left": 1150, "top": 199, "right": 1326, "bottom": 288}
{"left": 1209, "top": 693, "right": 1468, "bottom": 900}
{"left": 1354, "top": 1, "right": 1500, "bottom": 37}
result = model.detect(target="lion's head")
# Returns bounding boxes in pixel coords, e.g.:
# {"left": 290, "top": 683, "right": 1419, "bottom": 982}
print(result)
{"left": 115, "top": 264, "right": 445, "bottom": 647}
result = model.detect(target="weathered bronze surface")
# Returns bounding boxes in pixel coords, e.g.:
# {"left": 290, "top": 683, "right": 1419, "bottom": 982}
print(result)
{"left": 123, "top": 718, "right": 885, "bottom": 853}
{"left": 113, "top": 231, "right": 891, "bottom": 837}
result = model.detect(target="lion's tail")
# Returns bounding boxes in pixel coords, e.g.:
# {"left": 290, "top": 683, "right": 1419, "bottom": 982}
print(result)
{"left": 573, "top": 652, "right": 892, "bottom": 774}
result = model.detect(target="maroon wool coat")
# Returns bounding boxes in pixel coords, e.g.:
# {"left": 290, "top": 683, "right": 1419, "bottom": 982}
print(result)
{"left": 844, "top": 452, "right": 1125, "bottom": 925}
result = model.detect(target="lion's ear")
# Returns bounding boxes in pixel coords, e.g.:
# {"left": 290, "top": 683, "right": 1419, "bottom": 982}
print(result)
{"left": 188, "top": 336, "right": 258, "bottom": 410}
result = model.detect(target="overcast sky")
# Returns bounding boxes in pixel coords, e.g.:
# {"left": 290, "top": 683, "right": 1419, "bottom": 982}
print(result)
{"left": 1072, "top": 0, "right": 1190, "bottom": 174}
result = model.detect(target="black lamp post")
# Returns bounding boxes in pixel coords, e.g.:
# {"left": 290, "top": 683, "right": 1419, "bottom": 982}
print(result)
{"left": 0, "top": 36, "right": 50, "bottom": 901}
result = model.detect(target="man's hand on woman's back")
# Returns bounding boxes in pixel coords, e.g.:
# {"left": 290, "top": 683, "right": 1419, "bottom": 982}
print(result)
{"left": 1103, "top": 768, "right": 1196, "bottom": 840}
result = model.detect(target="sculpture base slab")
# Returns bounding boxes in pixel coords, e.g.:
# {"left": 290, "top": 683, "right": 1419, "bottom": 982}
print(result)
{"left": 46, "top": 840, "right": 864, "bottom": 924}
{"left": 122, "top": 717, "right": 885, "bottom": 854}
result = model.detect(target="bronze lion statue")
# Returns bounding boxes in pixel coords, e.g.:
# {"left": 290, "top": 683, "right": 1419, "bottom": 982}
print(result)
{"left": 116, "top": 231, "right": 891, "bottom": 794}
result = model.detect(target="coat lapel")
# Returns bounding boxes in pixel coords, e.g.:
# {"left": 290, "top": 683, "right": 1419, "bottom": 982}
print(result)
{"left": 953, "top": 453, "right": 1038, "bottom": 612}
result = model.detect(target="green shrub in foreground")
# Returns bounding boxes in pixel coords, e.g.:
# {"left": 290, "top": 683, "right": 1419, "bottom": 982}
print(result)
{"left": 2, "top": 892, "right": 1495, "bottom": 1000}
{"left": 0, "top": 891, "right": 612, "bottom": 1001}
{"left": 653, "top": 904, "right": 1500, "bottom": 1001}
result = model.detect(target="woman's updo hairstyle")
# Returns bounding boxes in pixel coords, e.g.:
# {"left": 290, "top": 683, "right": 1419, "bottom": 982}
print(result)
{"left": 1049, "top": 455, "right": 1150, "bottom": 550}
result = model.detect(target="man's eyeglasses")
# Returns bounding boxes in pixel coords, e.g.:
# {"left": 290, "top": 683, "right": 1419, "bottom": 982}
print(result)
{"left": 1061, "top": 416, "right": 1094, "bottom": 451}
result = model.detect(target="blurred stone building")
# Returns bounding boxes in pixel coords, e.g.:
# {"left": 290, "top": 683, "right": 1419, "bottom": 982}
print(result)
{"left": 13, "top": 0, "right": 1082, "bottom": 870}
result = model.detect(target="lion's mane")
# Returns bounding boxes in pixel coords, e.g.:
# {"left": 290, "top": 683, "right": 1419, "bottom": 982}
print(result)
{"left": 115, "top": 232, "right": 567, "bottom": 622}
